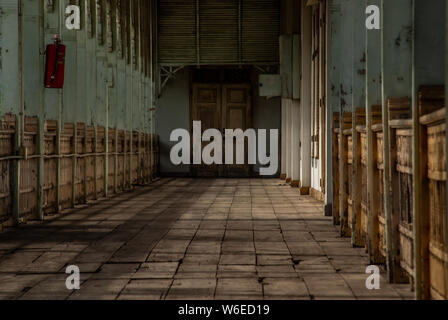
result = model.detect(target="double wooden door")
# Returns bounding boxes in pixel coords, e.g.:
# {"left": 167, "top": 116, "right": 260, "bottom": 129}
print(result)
{"left": 191, "top": 83, "right": 252, "bottom": 177}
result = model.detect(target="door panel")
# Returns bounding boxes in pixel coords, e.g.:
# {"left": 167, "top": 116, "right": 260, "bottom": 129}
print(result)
{"left": 222, "top": 84, "right": 252, "bottom": 177}
{"left": 191, "top": 83, "right": 252, "bottom": 178}
{"left": 191, "top": 84, "right": 221, "bottom": 177}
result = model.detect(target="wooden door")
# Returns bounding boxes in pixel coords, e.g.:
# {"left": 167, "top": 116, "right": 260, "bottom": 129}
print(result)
{"left": 222, "top": 84, "right": 252, "bottom": 177}
{"left": 191, "top": 84, "right": 222, "bottom": 177}
{"left": 191, "top": 83, "right": 252, "bottom": 177}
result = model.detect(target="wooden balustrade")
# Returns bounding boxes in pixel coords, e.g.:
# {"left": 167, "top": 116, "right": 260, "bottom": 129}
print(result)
{"left": 372, "top": 122, "right": 387, "bottom": 260}
{"left": 338, "top": 113, "right": 353, "bottom": 236}
{"left": 388, "top": 98, "right": 413, "bottom": 285}
{"left": 418, "top": 85, "right": 447, "bottom": 300}
{"left": 0, "top": 115, "right": 159, "bottom": 230}
{"left": 332, "top": 112, "right": 340, "bottom": 225}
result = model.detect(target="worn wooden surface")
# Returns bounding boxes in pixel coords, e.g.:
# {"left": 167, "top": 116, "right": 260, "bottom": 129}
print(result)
{"left": 350, "top": 107, "right": 366, "bottom": 248}
{"left": 419, "top": 85, "right": 447, "bottom": 300}
{"left": 388, "top": 97, "right": 413, "bottom": 285}
{"left": 373, "top": 124, "right": 387, "bottom": 260}
{"left": 332, "top": 113, "right": 340, "bottom": 226}
{"left": 339, "top": 113, "right": 353, "bottom": 237}
{"left": 365, "top": 105, "right": 384, "bottom": 263}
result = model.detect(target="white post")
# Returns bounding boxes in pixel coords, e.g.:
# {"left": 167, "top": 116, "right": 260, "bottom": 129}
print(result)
{"left": 285, "top": 99, "right": 292, "bottom": 182}
{"left": 281, "top": 100, "right": 287, "bottom": 179}
{"left": 300, "top": 1, "right": 312, "bottom": 193}
{"left": 291, "top": 99, "right": 301, "bottom": 186}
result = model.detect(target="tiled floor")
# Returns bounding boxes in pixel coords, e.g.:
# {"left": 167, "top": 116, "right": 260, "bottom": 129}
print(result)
{"left": 0, "top": 178, "right": 414, "bottom": 300}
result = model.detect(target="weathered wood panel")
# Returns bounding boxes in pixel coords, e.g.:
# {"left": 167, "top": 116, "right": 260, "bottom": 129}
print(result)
{"left": 373, "top": 124, "right": 387, "bottom": 259}
{"left": 43, "top": 121, "right": 57, "bottom": 213}
{"left": 60, "top": 124, "right": 74, "bottom": 210}
{"left": 1, "top": 112, "right": 159, "bottom": 230}
{"left": 124, "top": 131, "right": 131, "bottom": 188}
{"left": 395, "top": 123, "right": 414, "bottom": 280}
{"left": 332, "top": 112, "right": 340, "bottom": 226}
{"left": 85, "top": 126, "right": 96, "bottom": 201}
{"left": 339, "top": 113, "right": 352, "bottom": 237}
{"left": 356, "top": 125, "right": 367, "bottom": 248}
{"left": 18, "top": 118, "right": 38, "bottom": 221}
{"left": 132, "top": 132, "right": 139, "bottom": 185}
{"left": 117, "top": 130, "right": 125, "bottom": 191}
{"left": 419, "top": 85, "right": 447, "bottom": 300}
{"left": 75, "top": 124, "right": 85, "bottom": 204}
{"left": 347, "top": 129, "right": 354, "bottom": 238}
{"left": 0, "top": 115, "right": 16, "bottom": 228}
{"left": 108, "top": 128, "right": 116, "bottom": 194}
{"left": 96, "top": 127, "right": 105, "bottom": 198}
{"left": 388, "top": 96, "right": 413, "bottom": 285}
{"left": 350, "top": 108, "right": 366, "bottom": 247}
{"left": 363, "top": 105, "right": 383, "bottom": 257}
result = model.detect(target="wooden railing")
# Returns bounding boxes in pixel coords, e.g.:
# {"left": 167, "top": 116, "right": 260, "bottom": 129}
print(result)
{"left": 418, "top": 85, "right": 447, "bottom": 300}
{"left": 336, "top": 113, "right": 353, "bottom": 236}
{"left": 332, "top": 112, "right": 340, "bottom": 226}
{"left": 372, "top": 122, "right": 387, "bottom": 259}
{"left": 387, "top": 98, "right": 413, "bottom": 284}
{"left": 0, "top": 115, "right": 159, "bottom": 230}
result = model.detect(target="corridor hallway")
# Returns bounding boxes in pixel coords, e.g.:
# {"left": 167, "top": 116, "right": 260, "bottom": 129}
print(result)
{"left": 0, "top": 179, "right": 413, "bottom": 300}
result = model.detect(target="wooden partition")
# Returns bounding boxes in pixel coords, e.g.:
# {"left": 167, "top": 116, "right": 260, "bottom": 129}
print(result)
{"left": 0, "top": 115, "right": 16, "bottom": 229}
{"left": 60, "top": 124, "right": 74, "bottom": 210}
{"left": 349, "top": 109, "right": 366, "bottom": 245}
{"left": 338, "top": 113, "right": 353, "bottom": 236}
{"left": 353, "top": 106, "right": 383, "bottom": 251}
{"left": 388, "top": 98, "right": 413, "bottom": 284}
{"left": 346, "top": 127, "right": 353, "bottom": 237}
{"left": 75, "top": 124, "right": 86, "bottom": 204}
{"left": 372, "top": 122, "right": 387, "bottom": 259}
{"left": 418, "top": 86, "right": 447, "bottom": 299}
{"left": 43, "top": 120, "right": 57, "bottom": 213}
{"left": 20, "top": 118, "right": 39, "bottom": 221}
{"left": 332, "top": 112, "right": 340, "bottom": 225}
{"left": 0, "top": 115, "right": 160, "bottom": 230}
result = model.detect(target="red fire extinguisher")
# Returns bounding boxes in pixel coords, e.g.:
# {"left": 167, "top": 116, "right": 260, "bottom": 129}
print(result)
{"left": 44, "top": 35, "right": 66, "bottom": 89}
